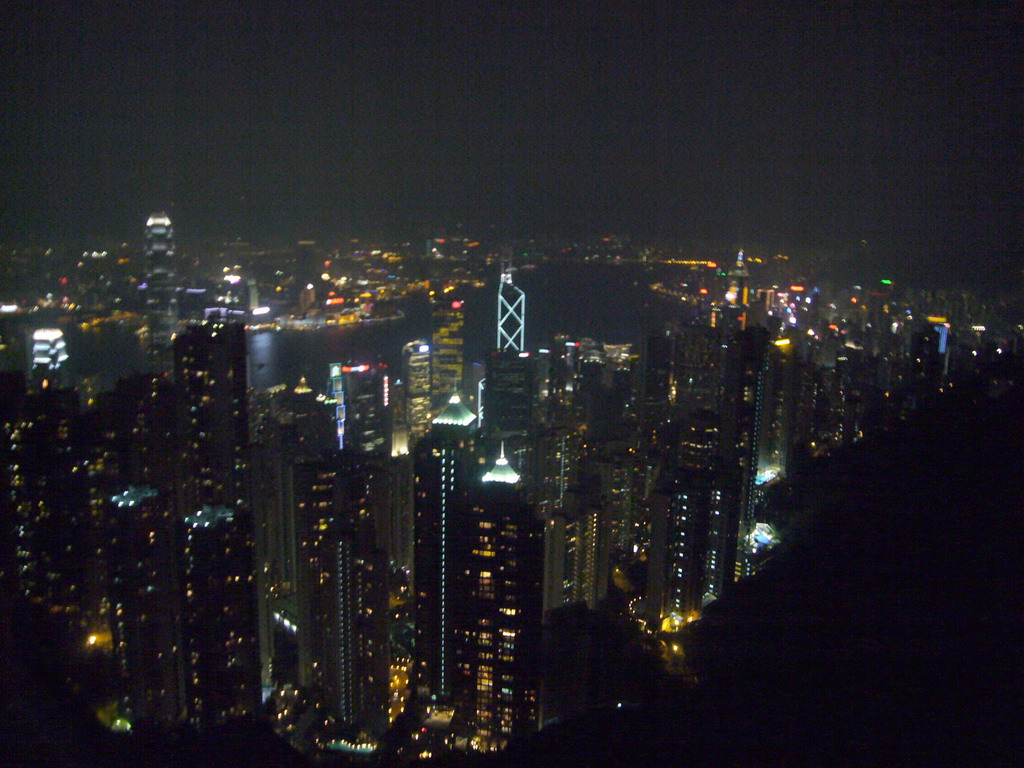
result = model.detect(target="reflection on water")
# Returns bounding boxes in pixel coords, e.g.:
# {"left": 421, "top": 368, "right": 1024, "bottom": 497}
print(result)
{"left": 59, "top": 261, "right": 691, "bottom": 394}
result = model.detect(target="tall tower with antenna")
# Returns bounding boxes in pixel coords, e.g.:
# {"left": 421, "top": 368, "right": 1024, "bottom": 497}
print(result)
{"left": 497, "top": 256, "right": 525, "bottom": 351}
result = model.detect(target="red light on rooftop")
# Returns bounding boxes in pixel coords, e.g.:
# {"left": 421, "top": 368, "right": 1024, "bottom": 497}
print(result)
{"left": 451, "top": 301, "right": 463, "bottom": 309}
{"left": 699, "top": 288, "right": 709, "bottom": 295}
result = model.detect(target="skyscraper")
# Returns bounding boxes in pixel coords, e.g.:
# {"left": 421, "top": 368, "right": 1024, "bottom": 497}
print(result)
{"left": 327, "top": 363, "right": 390, "bottom": 454}
{"left": 497, "top": 260, "right": 525, "bottom": 352}
{"left": 107, "top": 486, "right": 186, "bottom": 726}
{"left": 181, "top": 504, "right": 261, "bottom": 725}
{"left": 293, "top": 455, "right": 390, "bottom": 734}
{"left": 30, "top": 328, "right": 69, "bottom": 389}
{"left": 173, "top": 317, "right": 249, "bottom": 515}
{"left": 143, "top": 213, "right": 179, "bottom": 356}
{"left": 145, "top": 213, "right": 175, "bottom": 279}
{"left": 450, "top": 447, "right": 543, "bottom": 747}
{"left": 172, "top": 316, "right": 259, "bottom": 723}
{"left": 431, "top": 296, "right": 465, "bottom": 408}
{"left": 482, "top": 350, "right": 534, "bottom": 437}
{"left": 402, "top": 340, "right": 432, "bottom": 441}
{"left": 412, "top": 394, "right": 477, "bottom": 701}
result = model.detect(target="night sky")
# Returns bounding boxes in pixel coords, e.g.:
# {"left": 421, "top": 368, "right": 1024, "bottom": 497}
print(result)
{"left": 3, "top": 2, "right": 1022, "bottom": 272}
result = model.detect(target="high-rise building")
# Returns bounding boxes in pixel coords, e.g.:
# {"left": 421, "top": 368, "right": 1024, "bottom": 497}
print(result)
{"left": 293, "top": 455, "right": 390, "bottom": 734}
{"left": 639, "top": 334, "right": 674, "bottom": 415}
{"left": 2, "top": 386, "right": 90, "bottom": 614}
{"left": 172, "top": 317, "right": 259, "bottom": 723}
{"left": 30, "top": 328, "right": 69, "bottom": 389}
{"left": 180, "top": 505, "right": 261, "bottom": 726}
{"left": 450, "top": 447, "right": 543, "bottom": 747}
{"left": 482, "top": 350, "right": 534, "bottom": 437}
{"left": 412, "top": 394, "right": 477, "bottom": 701}
{"left": 107, "top": 486, "right": 186, "bottom": 726}
{"left": 402, "top": 341, "right": 432, "bottom": 441}
{"left": 431, "top": 296, "right": 465, "bottom": 408}
{"left": 173, "top": 317, "right": 249, "bottom": 514}
{"left": 327, "top": 363, "right": 390, "bottom": 454}
{"left": 143, "top": 213, "right": 179, "bottom": 356}
{"left": 145, "top": 212, "right": 175, "bottom": 278}
{"left": 673, "top": 325, "right": 727, "bottom": 414}
{"left": 714, "top": 327, "right": 772, "bottom": 591}
{"left": 248, "top": 379, "right": 336, "bottom": 688}
{"left": 497, "top": 261, "right": 525, "bottom": 352}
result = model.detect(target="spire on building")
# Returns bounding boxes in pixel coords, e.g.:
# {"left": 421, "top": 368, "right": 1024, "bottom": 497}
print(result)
{"left": 482, "top": 442, "right": 520, "bottom": 484}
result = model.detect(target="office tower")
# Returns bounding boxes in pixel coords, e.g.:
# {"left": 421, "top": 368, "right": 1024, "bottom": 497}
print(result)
{"left": 725, "top": 251, "right": 750, "bottom": 307}
{"left": 497, "top": 261, "right": 526, "bottom": 352}
{"left": 143, "top": 213, "right": 179, "bottom": 356}
{"left": 145, "top": 212, "right": 175, "bottom": 278}
{"left": 107, "top": 486, "right": 185, "bottom": 726}
{"left": 173, "top": 317, "right": 249, "bottom": 514}
{"left": 402, "top": 340, "right": 432, "bottom": 441}
{"left": 450, "top": 448, "right": 543, "bottom": 747}
{"left": 482, "top": 350, "right": 534, "bottom": 437}
{"left": 30, "top": 328, "right": 69, "bottom": 389}
{"left": 327, "top": 363, "right": 390, "bottom": 454}
{"left": 430, "top": 296, "right": 465, "bottom": 408}
{"left": 412, "top": 394, "right": 477, "bottom": 701}
{"left": 294, "top": 455, "right": 390, "bottom": 734}
{"left": 181, "top": 505, "right": 261, "bottom": 725}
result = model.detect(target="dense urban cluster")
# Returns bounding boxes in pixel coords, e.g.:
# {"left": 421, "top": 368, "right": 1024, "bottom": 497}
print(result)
{"left": 0, "top": 215, "right": 1020, "bottom": 763}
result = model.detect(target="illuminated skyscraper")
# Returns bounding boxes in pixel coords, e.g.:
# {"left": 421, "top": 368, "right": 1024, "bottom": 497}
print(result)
{"left": 402, "top": 340, "right": 432, "bottom": 440}
{"left": 30, "top": 328, "right": 69, "bottom": 389}
{"left": 144, "top": 213, "right": 179, "bottom": 355}
{"left": 173, "top": 317, "right": 249, "bottom": 514}
{"left": 145, "top": 213, "right": 175, "bottom": 277}
{"left": 450, "top": 448, "right": 543, "bottom": 746}
{"left": 293, "top": 455, "right": 390, "bottom": 734}
{"left": 412, "top": 394, "right": 477, "bottom": 701}
{"left": 172, "top": 317, "right": 259, "bottom": 724}
{"left": 327, "top": 363, "right": 390, "bottom": 454}
{"left": 431, "top": 296, "right": 465, "bottom": 408}
{"left": 497, "top": 259, "right": 525, "bottom": 352}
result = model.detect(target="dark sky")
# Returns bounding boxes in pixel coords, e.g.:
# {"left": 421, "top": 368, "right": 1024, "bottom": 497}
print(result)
{"left": 3, "top": 1, "right": 1022, "bottom": 270}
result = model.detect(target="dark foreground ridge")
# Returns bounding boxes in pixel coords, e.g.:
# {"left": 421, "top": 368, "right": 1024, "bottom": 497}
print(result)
{"left": 488, "top": 363, "right": 1023, "bottom": 768}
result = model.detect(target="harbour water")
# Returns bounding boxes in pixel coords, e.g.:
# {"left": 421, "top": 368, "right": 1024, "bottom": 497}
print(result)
{"left": 59, "top": 261, "right": 691, "bottom": 393}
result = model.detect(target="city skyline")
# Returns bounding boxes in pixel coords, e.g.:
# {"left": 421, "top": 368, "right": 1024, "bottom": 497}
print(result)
{"left": 1, "top": 4, "right": 1022, "bottom": 766}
